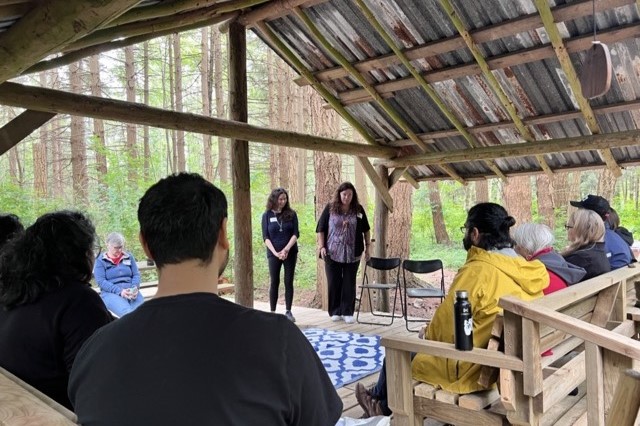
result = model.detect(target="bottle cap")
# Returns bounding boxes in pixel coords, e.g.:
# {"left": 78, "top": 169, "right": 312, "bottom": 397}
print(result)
{"left": 456, "top": 290, "right": 468, "bottom": 299}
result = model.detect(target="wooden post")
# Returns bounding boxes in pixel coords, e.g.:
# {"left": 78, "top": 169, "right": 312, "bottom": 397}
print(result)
{"left": 606, "top": 369, "right": 640, "bottom": 426}
{"left": 228, "top": 21, "right": 253, "bottom": 308}
{"left": 374, "top": 165, "right": 389, "bottom": 312}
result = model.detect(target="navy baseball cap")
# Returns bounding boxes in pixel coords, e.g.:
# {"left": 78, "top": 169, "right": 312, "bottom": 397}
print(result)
{"left": 570, "top": 194, "right": 610, "bottom": 217}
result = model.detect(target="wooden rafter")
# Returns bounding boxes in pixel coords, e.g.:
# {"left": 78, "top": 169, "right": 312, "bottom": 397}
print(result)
{"left": 378, "top": 129, "right": 640, "bottom": 168}
{"left": 533, "top": 0, "right": 622, "bottom": 178}
{"left": 389, "top": 168, "right": 419, "bottom": 189}
{"left": 353, "top": 0, "right": 506, "bottom": 181}
{"left": 254, "top": 21, "right": 401, "bottom": 209}
{"left": 438, "top": 0, "right": 554, "bottom": 177}
{"left": 333, "top": 24, "right": 640, "bottom": 107}
{"left": 294, "top": 0, "right": 633, "bottom": 87}
{"left": 357, "top": 157, "right": 394, "bottom": 211}
{"left": 0, "top": 0, "right": 140, "bottom": 84}
{"left": 23, "top": 12, "right": 239, "bottom": 76}
{"left": 0, "top": 82, "right": 397, "bottom": 159}
{"left": 0, "top": 110, "right": 56, "bottom": 155}
{"left": 237, "top": 0, "right": 314, "bottom": 26}
{"left": 388, "top": 99, "right": 640, "bottom": 147}
{"left": 293, "top": 6, "right": 464, "bottom": 185}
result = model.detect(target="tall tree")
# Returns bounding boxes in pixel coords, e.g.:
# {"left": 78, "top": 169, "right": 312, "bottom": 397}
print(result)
{"left": 267, "top": 49, "right": 278, "bottom": 190}
{"left": 388, "top": 181, "right": 414, "bottom": 257}
{"left": 475, "top": 180, "right": 489, "bottom": 203}
{"left": 429, "top": 181, "right": 450, "bottom": 244}
{"left": 172, "top": 34, "right": 186, "bottom": 172}
{"left": 200, "top": 27, "right": 214, "bottom": 181}
{"left": 124, "top": 46, "right": 138, "bottom": 181}
{"left": 34, "top": 72, "right": 48, "bottom": 197}
{"left": 212, "top": 26, "right": 228, "bottom": 183}
{"left": 69, "top": 61, "right": 88, "bottom": 205}
{"left": 88, "top": 54, "right": 107, "bottom": 187}
{"left": 536, "top": 174, "right": 555, "bottom": 228}
{"left": 49, "top": 69, "right": 63, "bottom": 198}
{"left": 502, "top": 176, "right": 532, "bottom": 223}
{"left": 276, "top": 59, "right": 289, "bottom": 189}
{"left": 142, "top": 41, "right": 150, "bottom": 181}
{"left": 597, "top": 168, "right": 618, "bottom": 201}
{"left": 310, "top": 87, "right": 342, "bottom": 310}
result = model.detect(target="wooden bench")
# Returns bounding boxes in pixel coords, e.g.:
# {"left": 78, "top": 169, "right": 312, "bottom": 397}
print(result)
{"left": 0, "top": 366, "right": 78, "bottom": 425}
{"left": 383, "top": 265, "right": 640, "bottom": 426}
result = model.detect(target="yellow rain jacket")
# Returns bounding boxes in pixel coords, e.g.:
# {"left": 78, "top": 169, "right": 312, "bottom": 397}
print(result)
{"left": 411, "top": 246, "right": 549, "bottom": 394}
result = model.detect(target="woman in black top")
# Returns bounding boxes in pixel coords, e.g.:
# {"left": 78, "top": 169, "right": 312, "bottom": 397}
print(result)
{"left": 0, "top": 211, "right": 112, "bottom": 409}
{"left": 562, "top": 208, "right": 610, "bottom": 281}
{"left": 261, "top": 188, "right": 299, "bottom": 322}
{"left": 316, "top": 182, "right": 371, "bottom": 323}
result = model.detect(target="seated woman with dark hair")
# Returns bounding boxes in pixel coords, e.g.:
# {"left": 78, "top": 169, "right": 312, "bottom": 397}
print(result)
{"left": 512, "top": 223, "right": 586, "bottom": 292}
{"left": 562, "top": 209, "right": 610, "bottom": 281}
{"left": 0, "top": 211, "right": 113, "bottom": 409}
{"left": 356, "top": 203, "right": 549, "bottom": 417}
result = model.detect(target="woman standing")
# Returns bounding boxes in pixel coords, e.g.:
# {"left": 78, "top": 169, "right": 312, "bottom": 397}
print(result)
{"left": 562, "top": 209, "right": 610, "bottom": 281}
{"left": 261, "top": 188, "right": 299, "bottom": 322}
{"left": 94, "top": 232, "right": 144, "bottom": 317}
{"left": 0, "top": 211, "right": 113, "bottom": 409}
{"left": 316, "top": 182, "right": 371, "bottom": 323}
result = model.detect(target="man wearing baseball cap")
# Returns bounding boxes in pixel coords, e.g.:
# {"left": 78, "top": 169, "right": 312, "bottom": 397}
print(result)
{"left": 570, "top": 195, "right": 633, "bottom": 269}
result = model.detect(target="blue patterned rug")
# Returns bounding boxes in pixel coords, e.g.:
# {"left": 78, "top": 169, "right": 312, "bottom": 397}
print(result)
{"left": 302, "top": 328, "right": 385, "bottom": 389}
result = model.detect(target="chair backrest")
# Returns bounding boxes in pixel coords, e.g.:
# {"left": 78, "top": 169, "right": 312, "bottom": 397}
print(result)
{"left": 366, "top": 256, "right": 401, "bottom": 271}
{"left": 402, "top": 259, "right": 442, "bottom": 274}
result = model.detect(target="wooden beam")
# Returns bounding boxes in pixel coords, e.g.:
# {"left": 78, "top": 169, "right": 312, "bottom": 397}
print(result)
{"left": 0, "top": 82, "right": 397, "bottom": 159}
{"left": 401, "top": 171, "right": 420, "bottom": 189}
{"left": 23, "top": 12, "right": 239, "bottom": 76}
{"left": 533, "top": 0, "right": 622, "bottom": 177}
{"left": 0, "top": 110, "right": 55, "bottom": 156}
{"left": 0, "top": 0, "right": 140, "bottom": 84}
{"left": 237, "top": 0, "right": 312, "bottom": 26}
{"left": 378, "top": 129, "right": 640, "bottom": 168}
{"left": 357, "top": 157, "right": 394, "bottom": 212}
{"left": 295, "top": 0, "right": 634, "bottom": 87}
{"left": 335, "top": 23, "right": 640, "bottom": 107}
{"left": 229, "top": 21, "right": 253, "bottom": 308}
{"left": 353, "top": 0, "right": 505, "bottom": 182}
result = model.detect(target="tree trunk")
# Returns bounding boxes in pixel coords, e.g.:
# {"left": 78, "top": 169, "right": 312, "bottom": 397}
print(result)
{"left": 597, "top": 168, "right": 618, "bottom": 201}
{"left": 475, "top": 179, "right": 489, "bottom": 203}
{"left": 310, "top": 89, "right": 342, "bottom": 311}
{"left": 388, "top": 182, "right": 413, "bottom": 258}
{"left": 142, "top": 42, "right": 150, "bottom": 181}
{"left": 49, "top": 69, "right": 63, "bottom": 198}
{"left": 212, "top": 26, "right": 228, "bottom": 184}
{"left": 502, "top": 175, "right": 532, "bottom": 224}
{"left": 69, "top": 61, "right": 88, "bottom": 205}
{"left": 267, "top": 49, "right": 278, "bottom": 189}
{"left": 536, "top": 174, "right": 555, "bottom": 228}
{"left": 276, "top": 60, "right": 289, "bottom": 189}
{"left": 374, "top": 165, "right": 390, "bottom": 312}
{"left": 429, "top": 180, "right": 450, "bottom": 244}
{"left": 172, "top": 34, "right": 186, "bottom": 172}
{"left": 88, "top": 54, "right": 107, "bottom": 189}
{"left": 201, "top": 27, "right": 214, "bottom": 181}
{"left": 124, "top": 46, "right": 138, "bottom": 181}
{"left": 34, "top": 71, "right": 48, "bottom": 197}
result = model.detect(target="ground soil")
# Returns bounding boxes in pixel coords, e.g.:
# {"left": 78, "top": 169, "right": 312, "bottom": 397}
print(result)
{"left": 255, "top": 269, "right": 458, "bottom": 319}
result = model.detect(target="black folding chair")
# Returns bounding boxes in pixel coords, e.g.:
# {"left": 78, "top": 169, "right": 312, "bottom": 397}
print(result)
{"left": 402, "top": 259, "right": 445, "bottom": 331}
{"left": 356, "top": 257, "right": 401, "bottom": 325}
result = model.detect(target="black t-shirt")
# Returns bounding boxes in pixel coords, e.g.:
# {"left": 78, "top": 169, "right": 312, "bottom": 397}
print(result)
{"left": 0, "top": 281, "right": 112, "bottom": 409}
{"left": 563, "top": 242, "right": 611, "bottom": 281}
{"left": 69, "top": 293, "right": 342, "bottom": 426}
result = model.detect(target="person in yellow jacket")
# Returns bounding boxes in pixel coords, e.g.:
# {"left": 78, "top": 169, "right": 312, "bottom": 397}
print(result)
{"left": 356, "top": 202, "right": 549, "bottom": 417}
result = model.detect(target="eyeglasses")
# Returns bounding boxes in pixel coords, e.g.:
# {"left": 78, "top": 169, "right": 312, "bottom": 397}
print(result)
{"left": 564, "top": 223, "right": 574, "bottom": 230}
{"left": 460, "top": 226, "right": 467, "bottom": 234}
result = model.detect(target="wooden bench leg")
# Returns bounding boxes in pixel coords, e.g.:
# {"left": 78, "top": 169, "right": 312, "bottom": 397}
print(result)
{"left": 387, "top": 348, "right": 416, "bottom": 426}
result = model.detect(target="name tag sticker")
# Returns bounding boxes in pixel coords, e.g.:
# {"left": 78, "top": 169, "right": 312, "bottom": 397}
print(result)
{"left": 357, "top": 213, "right": 363, "bottom": 219}
{"left": 123, "top": 260, "right": 131, "bottom": 266}
{"left": 269, "top": 217, "right": 278, "bottom": 223}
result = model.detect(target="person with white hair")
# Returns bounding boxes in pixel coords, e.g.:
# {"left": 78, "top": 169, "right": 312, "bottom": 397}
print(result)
{"left": 512, "top": 223, "right": 586, "bottom": 293}
{"left": 94, "top": 232, "right": 143, "bottom": 317}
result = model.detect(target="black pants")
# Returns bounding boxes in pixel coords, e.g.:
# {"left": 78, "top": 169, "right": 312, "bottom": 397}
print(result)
{"left": 267, "top": 251, "right": 297, "bottom": 312}
{"left": 324, "top": 257, "right": 360, "bottom": 316}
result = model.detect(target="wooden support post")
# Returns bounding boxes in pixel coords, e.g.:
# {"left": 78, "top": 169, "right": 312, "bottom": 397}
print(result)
{"left": 585, "top": 342, "right": 605, "bottom": 425}
{"left": 606, "top": 369, "right": 640, "bottom": 426}
{"left": 229, "top": 21, "right": 253, "bottom": 308}
{"left": 374, "top": 165, "right": 389, "bottom": 312}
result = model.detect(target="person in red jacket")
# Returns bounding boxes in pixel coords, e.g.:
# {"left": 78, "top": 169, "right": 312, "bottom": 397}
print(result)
{"left": 512, "top": 223, "right": 586, "bottom": 293}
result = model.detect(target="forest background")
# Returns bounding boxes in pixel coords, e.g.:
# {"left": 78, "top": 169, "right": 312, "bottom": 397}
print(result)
{"left": 1, "top": 26, "right": 638, "bottom": 306}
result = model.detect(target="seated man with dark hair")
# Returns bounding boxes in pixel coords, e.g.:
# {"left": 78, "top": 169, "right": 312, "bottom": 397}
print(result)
{"left": 0, "top": 213, "right": 23, "bottom": 248}
{"left": 69, "top": 173, "right": 342, "bottom": 426}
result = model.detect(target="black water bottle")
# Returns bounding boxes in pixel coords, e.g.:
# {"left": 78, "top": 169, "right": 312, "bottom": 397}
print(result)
{"left": 454, "top": 290, "right": 473, "bottom": 351}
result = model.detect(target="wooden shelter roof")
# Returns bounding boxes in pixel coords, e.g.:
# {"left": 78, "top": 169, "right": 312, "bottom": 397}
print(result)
{"left": 1, "top": 0, "right": 640, "bottom": 183}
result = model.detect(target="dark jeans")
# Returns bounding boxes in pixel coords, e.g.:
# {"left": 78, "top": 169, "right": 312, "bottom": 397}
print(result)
{"left": 324, "top": 257, "right": 359, "bottom": 316}
{"left": 268, "top": 251, "right": 297, "bottom": 312}
{"left": 372, "top": 353, "right": 416, "bottom": 416}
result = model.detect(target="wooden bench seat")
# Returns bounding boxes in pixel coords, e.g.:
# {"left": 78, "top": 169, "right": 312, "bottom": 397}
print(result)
{"left": 383, "top": 265, "right": 640, "bottom": 426}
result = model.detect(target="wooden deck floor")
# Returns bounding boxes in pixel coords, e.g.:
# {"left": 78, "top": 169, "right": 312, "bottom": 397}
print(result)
{"left": 251, "top": 300, "right": 420, "bottom": 419}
